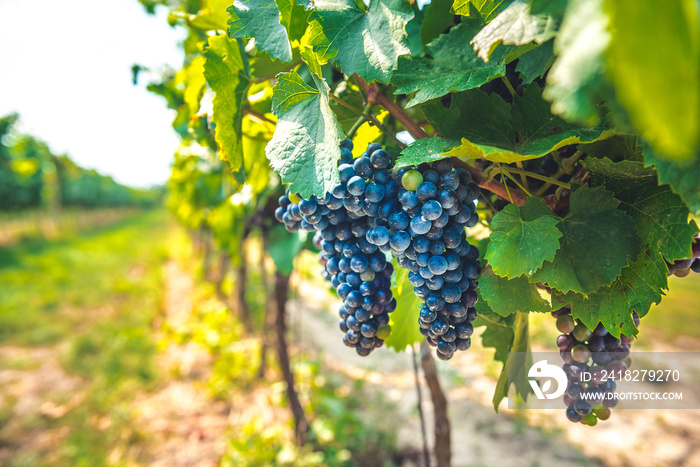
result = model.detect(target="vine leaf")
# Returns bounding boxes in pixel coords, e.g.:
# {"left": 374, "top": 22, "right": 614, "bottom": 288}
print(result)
{"left": 396, "top": 138, "right": 459, "bottom": 168}
{"left": 643, "top": 145, "right": 700, "bottom": 215}
{"left": 485, "top": 197, "right": 562, "bottom": 278}
{"left": 607, "top": 0, "right": 700, "bottom": 161}
{"left": 266, "top": 71, "right": 343, "bottom": 198}
{"left": 228, "top": 0, "right": 293, "bottom": 62}
{"left": 452, "top": 0, "right": 510, "bottom": 23}
{"left": 268, "top": 225, "right": 305, "bottom": 274}
{"left": 421, "top": 85, "right": 612, "bottom": 163}
{"left": 474, "top": 310, "right": 532, "bottom": 411}
{"left": 619, "top": 249, "right": 668, "bottom": 318}
{"left": 203, "top": 35, "right": 251, "bottom": 173}
{"left": 393, "top": 19, "right": 513, "bottom": 107}
{"left": 542, "top": 0, "right": 609, "bottom": 125}
{"left": 190, "top": 0, "right": 231, "bottom": 31}
{"left": 306, "top": 0, "right": 414, "bottom": 83}
{"left": 420, "top": 0, "right": 456, "bottom": 46}
{"left": 385, "top": 265, "right": 424, "bottom": 351}
{"left": 530, "top": 186, "right": 639, "bottom": 295}
{"left": 470, "top": 0, "right": 558, "bottom": 62}
{"left": 583, "top": 157, "right": 699, "bottom": 262}
{"left": 514, "top": 40, "right": 554, "bottom": 84}
{"left": 479, "top": 266, "right": 551, "bottom": 316}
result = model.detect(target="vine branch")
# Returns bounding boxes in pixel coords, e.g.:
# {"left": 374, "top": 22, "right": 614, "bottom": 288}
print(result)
{"left": 352, "top": 74, "right": 540, "bottom": 209}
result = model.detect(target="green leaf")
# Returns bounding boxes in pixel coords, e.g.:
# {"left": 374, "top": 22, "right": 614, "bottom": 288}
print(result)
{"left": 554, "top": 286, "right": 637, "bottom": 339}
{"left": 543, "top": 0, "right": 609, "bottom": 125}
{"left": 394, "top": 19, "right": 513, "bottom": 107}
{"left": 190, "top": 0, "right": 232, "bottom": 31}
{"left": 396, "top": 137, "right": 459, "bottom": 167}
{"left": 528, "top": 0, "right": 568, "bottom": 16}
{"left": 479, "top": 266, "right": 551, "bottom": 316}
{"left": 485, "top": 197, "right": 562, "bottom": 277}
{"left": 476, "top": 311, "right": 532, "bottom": 411}
{"left": 605, "top": 0, "right": 700, "bottom": 161}
{"left": 268, "top": 225, "right": 305, "bottom": 274}
{"left": 577, "top": 135, "right": 641, "bottom": 163}
{"left": 470, "top": 0, "right": 558, "bottom": 62}
{"left": 452, "top": 0, "right": 510, "bottom": 22}
{"left": 421, "top": 85, "right": 612, "bottom": 163}
{"left": 530, "top": 186, "right": 639, "bottom": 294}
{"left": 420, "top": 0, "right": 456, "bottom": 46}
{"left": 385, "top": 265, "right": 424, "bottom": 351}
{"left": 266, "top": 71, "right": 344, "bottom": 198}
{"left": 514, "top": 40, "right": 554, "bottom": 84}
{"left": 583, "top": 157, "right": 699, "bottom": 262}
{"left": 277, "top": 0, "right": 310, "bottom": 42}
{"left": 643, "top": 144, "right": 700, "bottom": 215}
{"left": 307, "top": 0, "right": 414, "bottom": 83}
{"left": 228, "top": 0, "right": 293, "bottom": 62}
{"left": 204, "top": 35, "right": 251, "bottom": 172}
{"left": 620, "top": 249, "right": 668, "bottom": 318}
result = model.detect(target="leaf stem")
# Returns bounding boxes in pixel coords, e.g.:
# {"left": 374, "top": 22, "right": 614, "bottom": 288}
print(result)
{"left": 502, "top": 167, "right": 572, "bottom": 189}
{"left": 501, "top": 76, "right": 517, "bottom": 98}
{"left": 501, "top": 169, "right": 533, "bottom": 197}
{"left": 328, "top": 92, "right": 366, "bottom": 116}
{"left": 346, "top": 102, "right": 374, "bottom": 139}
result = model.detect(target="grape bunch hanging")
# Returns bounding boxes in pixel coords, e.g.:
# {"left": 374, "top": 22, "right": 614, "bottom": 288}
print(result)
{"left": 274, "top": 139, "right": 482, "bottom": 359}
{"left": 553, "top": 306, "right": 637, "bottom": 426}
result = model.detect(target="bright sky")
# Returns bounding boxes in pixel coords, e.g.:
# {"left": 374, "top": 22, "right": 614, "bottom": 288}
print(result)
{"left": 0, "top": 0, "right": 185, "bottom": 188}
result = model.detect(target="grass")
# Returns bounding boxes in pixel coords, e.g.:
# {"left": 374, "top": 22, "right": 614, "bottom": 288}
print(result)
{"left": 0, "top": 209, "right": 173, "bottom": 466}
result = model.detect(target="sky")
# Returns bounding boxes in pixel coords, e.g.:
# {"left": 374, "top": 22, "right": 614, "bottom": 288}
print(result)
{"left": 0, "top": 0, "right": 186, "bottom": 187}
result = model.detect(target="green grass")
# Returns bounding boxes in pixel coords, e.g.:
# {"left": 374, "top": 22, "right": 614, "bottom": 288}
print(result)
{"left": 0, "top": 210, "right": 173, "bottom": 466}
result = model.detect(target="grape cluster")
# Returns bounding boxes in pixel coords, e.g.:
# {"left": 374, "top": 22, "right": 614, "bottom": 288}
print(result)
{"left": 274, "top": 139, "right": 483, "bottom": 359}
{"left": 666, "top": 236, "right": 700, "bottom": 277}
{"left": 553, "top": 306, "right": 637, "bottom": 426}
{"left": 276, "top": 139, "right": 395, "bottom": 356}
{"left": 365, "top": 160, "right": 481, "bottom": 360}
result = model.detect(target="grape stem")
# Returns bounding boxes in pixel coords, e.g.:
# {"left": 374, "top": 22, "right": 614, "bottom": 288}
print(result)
{"left": 244, "top": 108, "right": 275, "bottom": 125}
{"left": 499, "top": 167, "right": 572, "bottom": 190}
{"left": 330, "top": 91, "right": 405, "bottom": 147}
{"left": 352, "top": 75, "right": 539, "bottom": 208}
{"left": 534, "top": 150, "right": 583, "bottom": 197}
{"left": 501, "top": 76, "right": 517, "bottom": 98}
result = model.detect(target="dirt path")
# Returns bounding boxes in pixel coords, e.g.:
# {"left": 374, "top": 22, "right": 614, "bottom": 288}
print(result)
{"left": 289, "top": 279, "right": 700, "bottom": 467}
{"left": 133, "top": 261, "right": 230, "bottom": 467}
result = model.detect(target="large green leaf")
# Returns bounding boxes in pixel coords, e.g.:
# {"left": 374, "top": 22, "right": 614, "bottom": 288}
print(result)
{"left": 385, "top": 265, "right": 424, "bottom": 351}
{"left": 228, "top": 0, "right": 293, "bottom": 62}
{"left": 643, "top": 144, "right": 700, "bottom": 215}
{"left": 530, "top": 186, "right": 639, "bottom": 294}
{"left": 543, "top": 0, "right": 609, "bottom": 125}
{"left": 266, "top": 71, "right": 344, "bottom": 198}
{"left": 453, "top": 0, "right": 511, "bottom": 22}
{"left": 420, "top": 0, "right": 456, "bottom": 46}
{"left": 605, "top": 0, "right": 700, "bottom": 161}
{"left": 528, "top": 0, "right": 568, "bottom": 15}
{"left": 583, "top": 157, "right": 699, "bottom": 262}
{"left": 307, "top": 0, "right": 414, "bottom": 83}
{"left": 393, "top": 19, "right": 512, "bottom": 107}
{"left": 485, "top": 197, "right": 562, "bottom": 278}
{"left": 203, "top": 35, "right": 251, "bottom": 173}
{"left": 277, "top": 0, "right": 310, "bottom": 42}
{"left": 514, "top": 40, "right": 554, "bottom": 84}
{"left": 421, "top": 85, "right": 612, "bottom": 163}
{"left": 479, "top": 266, "right": 551, "bottom": 316}
{"left": 470, "top": 0, "right": 558, "bottom": 62}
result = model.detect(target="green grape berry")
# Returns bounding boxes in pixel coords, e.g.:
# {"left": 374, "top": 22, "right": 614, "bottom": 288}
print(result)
{"left": 573, "top": 322, "right": 593, "bottom": 342}
{"left": 556, "top": 314, "right": 575, "bottom": 334}
{"left": 571, "top": 344, "right": 591, "bottom": 363}
{"left": 582, "top": 413, "right": 598, "bottom": 426}
{"left": 288, "top": 192, "right": 301, "bottom": 204}
{"left": 594, "top": 406, "right": 611, "bottom": 421}
{"left": 401, "top": 170, "right": 423, "bottom": 191}
{"left": 376, "top": 325, "right": 391, "bottom": 340}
